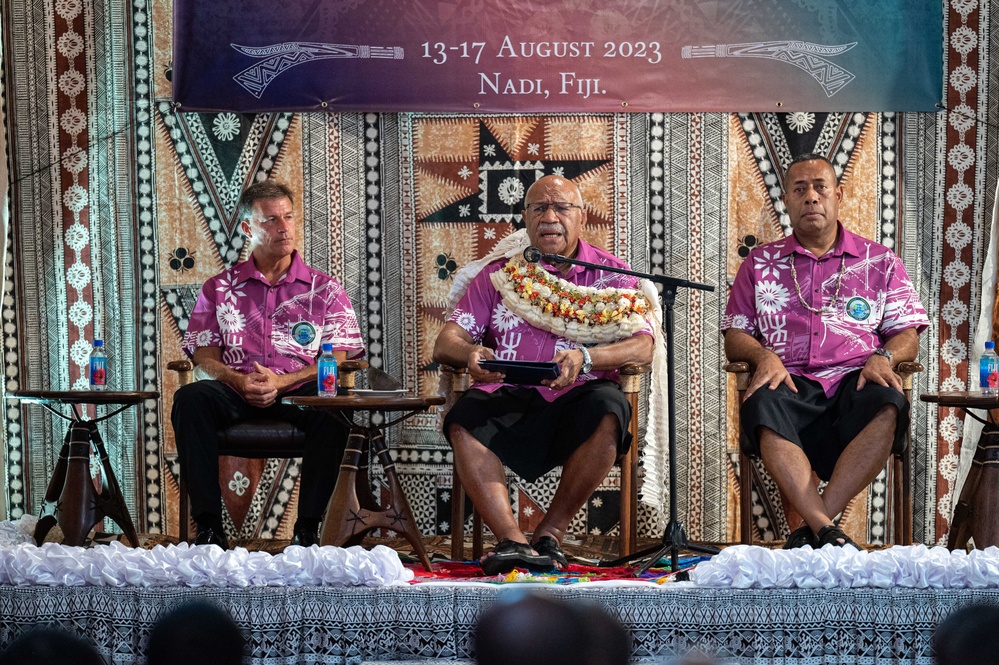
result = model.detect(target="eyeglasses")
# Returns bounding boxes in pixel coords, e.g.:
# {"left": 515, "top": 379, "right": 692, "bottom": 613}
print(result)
{"left": 524, "top": 202, "right": 583, "bottom": 216}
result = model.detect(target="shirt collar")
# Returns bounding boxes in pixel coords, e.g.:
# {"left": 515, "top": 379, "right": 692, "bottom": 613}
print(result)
{"left": 232, "top": 250, "right": 310, "bottom": 285}
{"left": 781, "top": 222, "right": 860, "bottom": 259}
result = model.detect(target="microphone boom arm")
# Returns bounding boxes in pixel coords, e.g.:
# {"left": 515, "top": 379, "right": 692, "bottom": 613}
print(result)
{"left": 522, "top": 244, "right": 720, "bottom": 573}
{"left": 531, "top": 249, "right": 714, "bottom": 293}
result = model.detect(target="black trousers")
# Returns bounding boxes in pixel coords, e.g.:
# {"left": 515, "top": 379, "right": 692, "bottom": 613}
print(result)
{"left": 171, "top": 380, "right": 347, "bottom": 525}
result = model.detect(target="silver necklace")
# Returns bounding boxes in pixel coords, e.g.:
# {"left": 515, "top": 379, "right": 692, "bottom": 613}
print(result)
{"left": 789, "top": 254, "right": 846, "bottom": 314}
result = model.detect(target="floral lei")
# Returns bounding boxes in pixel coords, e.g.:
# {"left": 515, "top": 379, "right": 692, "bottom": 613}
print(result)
{"left": 490, "top": 258, "right": 650, "bottom": 344}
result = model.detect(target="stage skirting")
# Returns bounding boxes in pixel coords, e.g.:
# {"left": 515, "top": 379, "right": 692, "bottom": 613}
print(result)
{"left": 2, "top": 583, "right": 997, "bottom": 664}
{"left": 4, "top": 538, "right": 999, "bottom": 663}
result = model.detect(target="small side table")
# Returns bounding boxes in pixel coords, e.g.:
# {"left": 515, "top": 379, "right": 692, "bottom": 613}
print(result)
{"left": 283, "top": 392, "right": 444, "bottom": 572}
{"left": 11, "top": 390, "right": 157, "bottom": 547}
{"left": 921, "top": 391, "right": 999, "bottom": 549}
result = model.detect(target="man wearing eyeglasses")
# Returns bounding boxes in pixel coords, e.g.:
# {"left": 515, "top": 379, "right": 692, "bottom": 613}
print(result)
{"left": 433, "top": 175, "right": 654, "bottom": 574}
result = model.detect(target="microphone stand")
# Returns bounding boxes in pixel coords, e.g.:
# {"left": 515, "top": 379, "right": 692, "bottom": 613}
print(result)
{"left": 526, "top": 249, "right": 720, "bottom": 578}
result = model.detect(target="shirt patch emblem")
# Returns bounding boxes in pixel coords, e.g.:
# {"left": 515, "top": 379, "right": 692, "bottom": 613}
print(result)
{"left": 846, "top": 297, "right": 872, "bottom": 321}
{"left": 291, "top": 321, "right": 317, "bottom": 346}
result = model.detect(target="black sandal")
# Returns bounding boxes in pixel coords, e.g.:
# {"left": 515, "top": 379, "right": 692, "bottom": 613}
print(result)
{"left": 480, "top": 539, "right": 553, "bottom": 575}
{"left": 532, "top": 535, "right": 569, "bottom": 570}
{"left": 816, "top": 524, "right": 859, "bottom": 549}
{"left": 782, "top": 525, "right": 815, "bottom": 550}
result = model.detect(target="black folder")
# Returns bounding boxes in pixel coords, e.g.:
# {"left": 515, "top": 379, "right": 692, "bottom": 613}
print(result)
{"left": 476, "top": 360, "right": 560, "bottom": 385}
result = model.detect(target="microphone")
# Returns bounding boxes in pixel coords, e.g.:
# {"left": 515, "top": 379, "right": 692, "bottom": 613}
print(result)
{"left": 523, "top": 246, "right": 542, "bottom": 263}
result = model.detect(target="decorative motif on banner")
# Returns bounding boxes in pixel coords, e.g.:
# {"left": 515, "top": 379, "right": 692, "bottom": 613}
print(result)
{"left": 681, "top": 41, "right": 856, "bottom": 98}
{"left": 232, "top": 43, "right": 405, "bottom": 98}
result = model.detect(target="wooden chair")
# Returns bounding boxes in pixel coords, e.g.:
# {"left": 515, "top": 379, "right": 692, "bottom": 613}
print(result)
{"left": 725, "top": 361, "right": 923, "bottom": 546}
{"left": 167, "top": 358, "right": 367, "bottom": 541}
{"left": 444, "top": 363, "right": 651, "bottom": 560}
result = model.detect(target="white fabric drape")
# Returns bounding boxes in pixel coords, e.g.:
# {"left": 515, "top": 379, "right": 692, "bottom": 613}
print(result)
{"left": 956, "top": 179, "right": 999, "bottom": 532}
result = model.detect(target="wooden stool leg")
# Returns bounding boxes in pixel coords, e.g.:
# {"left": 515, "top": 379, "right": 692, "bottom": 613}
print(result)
{"left": 34, "top": 427, "right": 73, "bottom": 544}
{"left": 472, "top": 510, "right": 483, "bottom": 559}
{"left": 320, "top": 426, "right": 433, "bottom": 572}
{"left": 52, "top": 422, "right": 101, "bottom": 547}
{"left": 450, "top": 466, "right": 466, "bottom": 561}
{"left": 739, "top": 449, "right": 754, "bottom": 545}
{"left": 619, "top": 442, "right": 637, "bottom": 556}
{"left": 969, "top": 440, "right": 999, "bottom": 548}
{"left": 179, "top": 476, "right": 191, "bottom": 542}
{"left": 320, "top": 428, "right": 367, "bottom": 547}
{"left": 369, "top": 429, "right": 433, "bottom": 571}
{"left": 88, "top": 422, "right": 140, "bottom": 547}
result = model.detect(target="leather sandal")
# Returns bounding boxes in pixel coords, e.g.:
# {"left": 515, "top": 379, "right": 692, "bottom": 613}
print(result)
{"left": 816, "top": 524, "right": 859, "bottom": 549}
{"left": 531, "top": 535, "right": 569, "bottom": 570}
{"left": 782, "top": 524, "right": 815, "bottom": 550}
{"left": 480, "top": 539, "right": 553, "bottom": 575}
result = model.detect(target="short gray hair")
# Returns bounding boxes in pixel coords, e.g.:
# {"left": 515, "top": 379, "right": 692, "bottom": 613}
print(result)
{"left": 235, "top": 180, "right": 295, "bottom": 222}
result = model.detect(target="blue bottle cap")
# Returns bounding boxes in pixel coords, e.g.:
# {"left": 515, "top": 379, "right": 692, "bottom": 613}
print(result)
{"left": 321, "top": 342, "right": 333, "bottom": 352}
{"left": 987, "top": 341, "right": 995, "bottom": 350}
{"left": 94, "top": 339, "right": 104, "bottom": 347}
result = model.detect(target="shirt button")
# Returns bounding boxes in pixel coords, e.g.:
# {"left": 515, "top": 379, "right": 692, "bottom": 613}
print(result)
{"left": 813, "top": 332, "right": 818, "bottom": 336}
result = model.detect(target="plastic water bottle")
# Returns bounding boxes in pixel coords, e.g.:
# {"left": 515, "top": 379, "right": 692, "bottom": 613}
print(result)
{"left": 317, "top": 343, "right": 338, "bottom": 397}
{"left": 981, "top": 341, "right": 999, "bottom": 396}
{"left": 89, "top": 339, "right": 107, "bottom": 390}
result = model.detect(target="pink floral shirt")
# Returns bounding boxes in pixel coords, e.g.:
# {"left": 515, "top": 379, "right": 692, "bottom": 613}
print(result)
{"left": 450, "top": 240, "right": 653, "bottom": 402}
{"left": 183, "top": 251, "right": 364, "bottom": 383}
{"left": 722, "top": 224, "right": 928, "bottom": 395}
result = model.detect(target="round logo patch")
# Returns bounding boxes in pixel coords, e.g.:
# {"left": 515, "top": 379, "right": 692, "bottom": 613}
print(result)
{"left": 291, "top": 321, "right": 317, "bottom": 346}
{"left": 845, "top": 297, "right": 872, "bottom": 321}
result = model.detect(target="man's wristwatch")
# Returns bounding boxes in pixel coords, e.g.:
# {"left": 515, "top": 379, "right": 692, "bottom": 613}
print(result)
{"left": 579, "top": 346, "right": 593, "bottom": 374}
{"left": 872, "top": 347, "right": 893, "bottom": 364}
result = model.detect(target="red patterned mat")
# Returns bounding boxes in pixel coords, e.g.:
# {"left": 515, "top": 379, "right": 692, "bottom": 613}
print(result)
{"left": 405, "top": 556, "right": 712, "bottom": 584}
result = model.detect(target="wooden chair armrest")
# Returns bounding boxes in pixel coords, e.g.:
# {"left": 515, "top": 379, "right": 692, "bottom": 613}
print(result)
{"left": 724, "top": 362, "right": 751, "bottom": 392}
{"left": 166, "top": 360, "right": 195, "bottom": 386}
{"left": 337, "top": 359, "right": 368, "bottom": 390}
{"left": 439, "top": 365, "right": 472, "bottom": 393}
{"left": 895, "top": 361, "right": 923, "bottom": 391}
{"left": 619, "top": 362, "right": 651, "bottom": 394}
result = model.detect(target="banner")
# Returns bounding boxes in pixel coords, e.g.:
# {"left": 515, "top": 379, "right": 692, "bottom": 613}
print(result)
{"left": 173, "top": 0, "right": 942, "bottom": 113}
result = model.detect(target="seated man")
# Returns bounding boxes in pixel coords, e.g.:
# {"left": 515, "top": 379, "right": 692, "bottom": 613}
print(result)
{"left": 722, "top": 153, "right": 928, "bottom": 548}
{"left": 433, "top": 175, "right": 654, "bottom": 573}
{"left": 172, "top": 180, "right": 364, "bottom": 549}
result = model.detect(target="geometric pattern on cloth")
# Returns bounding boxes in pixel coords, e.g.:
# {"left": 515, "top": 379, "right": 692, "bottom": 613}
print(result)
{"left": 935, "top": 0, "right": 988, "bottom": 547}
{"left": 1, "top": 584, "right": 993, "bottom": 664}
{"left": 0, "top": 0, "right": 981, "bottom": 551}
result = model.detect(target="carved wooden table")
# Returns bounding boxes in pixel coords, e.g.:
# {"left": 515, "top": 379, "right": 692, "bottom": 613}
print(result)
{"left": 921, "top": 391, "right": 999, "bottom": 549}
{"left": 10, "top": 390, "right": 156, "bottom": 547}
{"left": 282, "top": 392, "right": 444, "bottom": 571}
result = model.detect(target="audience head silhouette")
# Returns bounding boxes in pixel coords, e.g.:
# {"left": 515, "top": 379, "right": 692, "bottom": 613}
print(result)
{"left": 0, "top": 626, "right": 104, "bottom": 665}
{"left": 474, "top": 591, "right": 630, "bottom": 665}
{"left": 146, "top": 601, "right": 245, "bottom": 665}
{"left": 933, "top": 603, "right": 999, "bottom": 665}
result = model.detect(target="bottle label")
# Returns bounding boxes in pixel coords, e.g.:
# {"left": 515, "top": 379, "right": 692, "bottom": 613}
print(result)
{"left": 981, "top": 357, "right": 999, "bottom": 392}
{"left": 90, "top": 357, "right": 107, "bottom": 388}
{"left": 318, "top": 360, "right": 338, "bottom": 396}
